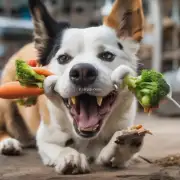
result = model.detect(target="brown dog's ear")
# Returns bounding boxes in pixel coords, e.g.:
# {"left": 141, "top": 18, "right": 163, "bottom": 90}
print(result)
{"left": 103, "top": 0, "right": 144, "bottom": 42}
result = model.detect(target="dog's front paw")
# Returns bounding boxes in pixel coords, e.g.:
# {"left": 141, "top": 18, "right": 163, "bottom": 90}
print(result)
{"left": 0, "top": 138, "right": 22, "bottom": 156}
{"left": 97, "top": 127, "right": 151, "bottom": 168}
{"left": 113, "top": 127, "right": 151, "bottom": 166}
{"left": 55, "top": 148, "right": 90, "bottom": 175}
{"left": 115, "top": 126, "right": 152, "bottom": 148}
{"left": 96, "top": 139, "right": 117, "bottom": 167}
{"left": 96, "top": 131, "right": 126, "bottom": 167}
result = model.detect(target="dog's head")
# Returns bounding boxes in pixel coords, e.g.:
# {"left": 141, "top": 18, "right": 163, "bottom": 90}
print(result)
{"left": 29, "top": 0, "right": 144, "bottom": 139}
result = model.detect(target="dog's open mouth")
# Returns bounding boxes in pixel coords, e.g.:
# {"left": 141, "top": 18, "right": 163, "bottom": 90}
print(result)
{"left": 63, "top": 91, "right": 118, "bottom": 138}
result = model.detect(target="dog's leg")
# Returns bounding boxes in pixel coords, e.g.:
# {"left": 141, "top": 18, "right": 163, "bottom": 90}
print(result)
{"left": 36, "top": 76, "right": 90, "bottom": 175}
{"left": 0, "top": 131, "right": 22, "bottom": 156}
{"left": 36, "top": 123, "right": 90, "bottom": 175}
{"left": 96, "top": 128, "right": 147, "bottom": 168}
{"left": 0, "top": 100, "right": 22, "bottom": 156}
{"left": 97, "top": 65, "right": 140, "bottom": 167}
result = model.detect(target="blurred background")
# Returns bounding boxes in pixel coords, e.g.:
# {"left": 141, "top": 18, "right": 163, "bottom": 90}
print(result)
{"left": 0, "top": 0, "right": 180, "bottom": 116}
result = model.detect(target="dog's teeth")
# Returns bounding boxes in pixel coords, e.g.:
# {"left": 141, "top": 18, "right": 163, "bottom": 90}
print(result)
{"left": 80, "top": 127, "right": 93, "bottom": 132}
{"left": 80, "top": 125, "right": 99, "bottom": 132}
{"left": 68, "top": 99, "right": 71, "bottom": 105}
{"left": 71, "top": 97, "right": 76, "bottom": 105}
{"left": 97, "top": 97, "right": 103, "bottom": 106}
{"left": 93, "top": 124, "right": 99, "bottom": 131}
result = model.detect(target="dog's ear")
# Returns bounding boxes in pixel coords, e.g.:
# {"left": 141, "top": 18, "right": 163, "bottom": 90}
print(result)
{"left": 28, "top": 0, "right": 70, "bottom": 65}
{"left": 103, "top": 0, "right": 144, "bottom": 43}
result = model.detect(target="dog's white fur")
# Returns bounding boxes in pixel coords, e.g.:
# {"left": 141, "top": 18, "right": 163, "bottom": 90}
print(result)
{"left": 35, "top": 25, "right": 142, "bottom": 174}
{"left": 0, "top": 0, "right": 145, "bottom": 174}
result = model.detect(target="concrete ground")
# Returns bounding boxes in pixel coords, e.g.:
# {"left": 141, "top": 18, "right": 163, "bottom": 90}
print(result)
{"left": 0, "top": 113, "right": 180, "bottom": 180}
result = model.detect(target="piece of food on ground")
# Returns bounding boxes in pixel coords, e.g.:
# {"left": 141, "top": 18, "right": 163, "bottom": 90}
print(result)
{"left": 155, "top": 154, "right": 180, "bottom": 167}
{"left": 123, "top": 70, "right": 170, "bottom": 112}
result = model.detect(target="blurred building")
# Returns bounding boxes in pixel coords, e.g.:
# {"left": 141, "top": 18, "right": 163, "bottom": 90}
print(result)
{"left": 0, "top": 0, "right": 180, "bottom": 72}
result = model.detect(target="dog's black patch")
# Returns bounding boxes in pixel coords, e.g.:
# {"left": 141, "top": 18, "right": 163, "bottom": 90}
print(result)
{"left": 117, "top": 42, "right": 123, "bottom": 50}
{"left": 28, "top": 0, "right": 70, "bottom": 65}
{"left": 41, "top": 24, "right": 70, "bottom": 65}
{"left": 65, "top": 139, "right": 74, "bottom": 147}
{"left": 51, "top": 0, "right": 57, "bottom": 5}
{"left": 29, "top": 0, "right": 59, "bottom": 37}
{"left": 88, "top": 156, "right": 95, "bottom": 164}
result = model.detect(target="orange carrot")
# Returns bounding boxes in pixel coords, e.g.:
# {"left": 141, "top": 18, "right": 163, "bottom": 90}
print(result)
{"left": 0, "top": 81, "right": 44, "bottom": 99}
{"left": 131, "top": 124, "right": 143, "bottom": 130}
{"left": 32, "top": 67, "right": 54, "bottom": 77}
{"left": 28, "top": 60, "right": 38, "bottom": 67}
{"left": 135, "top": 125, "right": 143, "bottom": 130}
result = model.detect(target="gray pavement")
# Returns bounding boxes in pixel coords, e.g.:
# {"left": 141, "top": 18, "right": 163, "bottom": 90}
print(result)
{"left": 0, "top": 113, "right": 179, "bottom": 180}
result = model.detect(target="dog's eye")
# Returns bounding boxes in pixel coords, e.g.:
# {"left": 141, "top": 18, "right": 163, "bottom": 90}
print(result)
{"left": 57, "top": 54, "right": 72, "bottom": 64}
{"left": 98, "top": 51, "right": 115, "bottom": 62}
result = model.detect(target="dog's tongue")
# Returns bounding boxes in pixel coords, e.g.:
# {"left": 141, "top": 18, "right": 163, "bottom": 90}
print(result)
{"left": 78, "top": 99, "right": 99, "bottom": 129}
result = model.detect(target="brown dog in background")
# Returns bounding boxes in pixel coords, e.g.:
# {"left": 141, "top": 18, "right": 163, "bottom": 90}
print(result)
{"left": 0, "top": 43, "right": 42, "bottom": 154}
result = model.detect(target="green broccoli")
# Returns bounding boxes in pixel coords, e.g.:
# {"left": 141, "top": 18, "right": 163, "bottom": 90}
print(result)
{"left": 123, "top": 70, "right": 170, "bottom": 111}
{"left": 15, "top": 59, "right": 45, "bottom": 107}
{"left": 16, "top": 59, "right": 45, "bottom": 88}
{"left": 16, "top": 97, "right": 37, "bottom": 107}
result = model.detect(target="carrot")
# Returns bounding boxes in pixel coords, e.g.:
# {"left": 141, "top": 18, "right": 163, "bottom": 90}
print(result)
{"left": 135, "top": 125, "right": 143, "bottom": 130}
{"left": 28, "top": 60, "right": 38, "bottom": 67}
{"left": 131, "top": 125, "right": 143, "bottom": 130}
{"left": 0, "top": 61, "right": 54, "bottom": 100}
{"left": 0, "top": 81, "right": 44, "bottom": 99}
{"left": 32, "top": 67, "right": 54, "bottom": 77}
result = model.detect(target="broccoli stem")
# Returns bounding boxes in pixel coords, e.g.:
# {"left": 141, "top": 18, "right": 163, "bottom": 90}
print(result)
{"left": 123, "top": 75, "right": 153, "bottom": 108}
{"left": 123, "top": 69, "right": 170, "bottom": 111}
{"left": 141, "top": 95, "right": 151, "bottom": 107}
{"left": 140, "top": 89, "right": 151, "bottom": 94}
{"left": 123, "top": 75, "right": 137, "bottom": 89}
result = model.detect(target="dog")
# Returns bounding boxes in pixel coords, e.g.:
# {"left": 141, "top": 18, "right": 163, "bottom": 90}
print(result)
{"left": 0, "top": 0, "right": 146, "bottom": 175}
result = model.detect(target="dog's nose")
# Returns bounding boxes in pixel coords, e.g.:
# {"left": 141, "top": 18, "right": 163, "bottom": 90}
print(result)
{"left": 69, "top": 63, "right": 98, "bottom": 86}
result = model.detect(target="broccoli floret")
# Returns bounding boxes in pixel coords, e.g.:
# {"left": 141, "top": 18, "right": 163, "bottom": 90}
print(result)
{"left": 16, "top": 97, "right": 37, "bottom": 107}
{"left": 15, "top": 59, "right": 45, "bottom": 107}
{"left": 123, "top": 70, "right": 170, "bottom": 110}
{"left": 16, "top": 59, "right": 45, "bottom": 88}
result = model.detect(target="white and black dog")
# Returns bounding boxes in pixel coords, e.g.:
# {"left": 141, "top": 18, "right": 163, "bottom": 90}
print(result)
{"left": 0, "top": 0, "right": 147, "bottom": 175}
